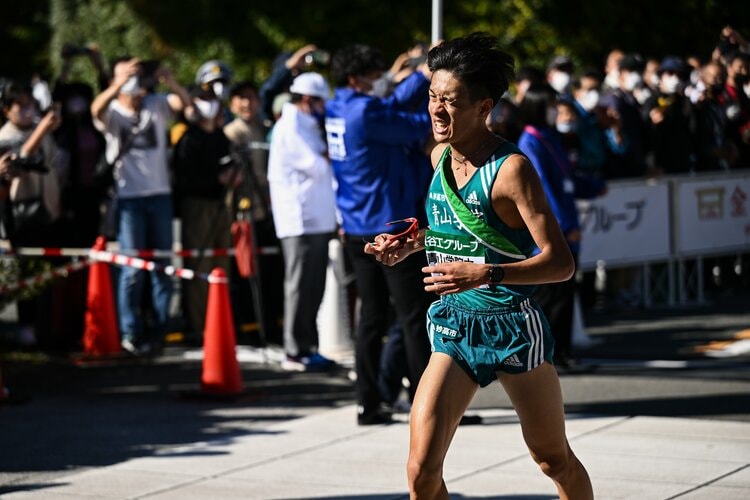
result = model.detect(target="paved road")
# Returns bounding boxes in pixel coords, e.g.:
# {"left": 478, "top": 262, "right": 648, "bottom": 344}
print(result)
{"left": 1, "top": 291, "right": 748, "bottom": 495}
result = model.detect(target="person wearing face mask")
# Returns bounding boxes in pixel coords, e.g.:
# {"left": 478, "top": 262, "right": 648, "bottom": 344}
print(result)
{"left": 325, "top": 43, "right": 433, "bottom": 425}
{"left": 518, "top": 83, "right": 606, "bottom": 370}
{"left": 546, "top": 55, "right": 574, "bottom": 98}
{"left": 172, "top": 87, "right": 239, "bottom": 342}
{"left": 570, "top": 70, "right": 608, "bottom": 178}
{"left": 91, "top": 57, "right": 192, "bottom": 356}
{"left": 602, "top": 48, "right": 624, "bottom": 92}
{"left": 599, "top": 53, "right": 649, "bottom": 179}
{"left": 695, "top": 61, "right": 737, "bottom": 171}
{"left": 266, "top": 72, "right": 338, "bottom": 371}
{"left": 643, "top": 56, "right": 698, "bottom": 174}
{"left": 719, "top": 51, "right": 750, "bottom": 166}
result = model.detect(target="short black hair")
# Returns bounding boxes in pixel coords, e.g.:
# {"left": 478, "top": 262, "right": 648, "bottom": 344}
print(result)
{"left": 518, "top": 82, "right": 556, "bottom": 128}
{"left": 330, "top": 45, "right": 386, "bottom": 88}
{"left": 427, "top": 32, "right": 515, "bottom": 105}
{"left": 1, "top": 80, "right": 33, "bottom": 110}
{"left": 726, "top": 51, "right": 750, "bottom": 67}
{"left": 230, "top": 81, "right": 258, "bottom": 98}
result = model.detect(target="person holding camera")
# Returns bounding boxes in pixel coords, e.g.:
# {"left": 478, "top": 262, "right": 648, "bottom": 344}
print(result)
{"left": 259, "top": 44, "right": 328, "bottom": 128}
{"left": 0, "top": 81, "right": 63, "bottom": 347}
{"left": 172, "top": 86, "right": 240, "bottom": 342}
{"left": 91, "top": 57, "right": 192, "bottom": 355}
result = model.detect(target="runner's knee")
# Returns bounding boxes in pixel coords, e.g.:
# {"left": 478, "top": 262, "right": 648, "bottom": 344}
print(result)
{"left": 532, "top": 446, "right": 575, "bottom": 482}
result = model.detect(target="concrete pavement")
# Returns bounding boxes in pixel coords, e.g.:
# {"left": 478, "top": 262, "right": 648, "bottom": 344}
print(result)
{"left": 1, "top": 403, "right": 749, "bottom": 499}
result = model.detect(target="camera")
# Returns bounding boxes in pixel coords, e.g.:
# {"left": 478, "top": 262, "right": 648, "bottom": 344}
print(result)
{"left": 138, "top": 60, "right": 161, "bottom": 89}
{"left": 0, "top": 141, "right": 50, "bottom": 174}
{"left": 304, "top": 50, "right": 330, "bottom": 66}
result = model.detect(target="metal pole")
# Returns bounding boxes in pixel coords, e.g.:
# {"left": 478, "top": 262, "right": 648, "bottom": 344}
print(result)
{"left": 432, "top": 0, "right": 443, "bottom": 43}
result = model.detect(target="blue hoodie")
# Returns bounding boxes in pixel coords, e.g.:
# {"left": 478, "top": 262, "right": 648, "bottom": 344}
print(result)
{"left": 325, "top": 72, "right": 431, "bottom": 236}
{"left": 518, "top": 125, "right": 605, "bottom": 255}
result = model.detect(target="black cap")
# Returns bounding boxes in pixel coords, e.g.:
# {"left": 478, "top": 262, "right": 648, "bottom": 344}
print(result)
{"left": 618, "top": 53, "right": 644, "bottom": 73}
{"left": 658, "top": 56, "right": 689, "bottom": 77}
{"left": 548, "top": 55, "right": 574, "bottom": 73}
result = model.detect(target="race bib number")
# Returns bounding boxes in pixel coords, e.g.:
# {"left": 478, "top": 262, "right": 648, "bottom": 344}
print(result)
{"left": 425, "top": 230, "right": 488, "bottom": 288}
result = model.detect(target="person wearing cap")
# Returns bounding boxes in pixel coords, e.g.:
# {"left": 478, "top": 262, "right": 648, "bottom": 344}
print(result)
{"left": 172, "top": 86, "right": 240, "bottom": 342}
{"left": 90, "top": 58, "right": 192, "bottom": 355}
{"left": 268, "top": 72, "right": 337, "bottom": 371}
{"left": 195, "top": 60, "right": 234, "bottom": 126}
{"left": 643, "top": 56, "right": 699, "bottom": 174}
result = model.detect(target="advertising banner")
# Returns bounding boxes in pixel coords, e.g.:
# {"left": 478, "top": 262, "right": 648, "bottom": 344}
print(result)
{"left": 578, "top": 180, "right": 671, "bottom": 269}
{"left": 674, "top": 173, "right": 750, "bottom": 256}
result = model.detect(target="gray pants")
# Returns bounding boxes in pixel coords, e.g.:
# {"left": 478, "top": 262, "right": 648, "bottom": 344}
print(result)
{"left": 280, "top": 233, "right": 333, "bottom": 357}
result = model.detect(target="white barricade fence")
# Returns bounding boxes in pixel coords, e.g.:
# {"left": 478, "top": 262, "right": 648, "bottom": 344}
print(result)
{"left": 674, "top": 171, "right": 750, "bottom": 256}
{"left": 575, "top": 170, "right": 750, "bottom": 309}
{"left": 578, "top": 178, "right": 672, "bottom": 270}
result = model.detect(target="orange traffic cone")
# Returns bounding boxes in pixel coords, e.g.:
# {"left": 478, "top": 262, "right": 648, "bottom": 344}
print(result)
{"left": 83, "top": 236, "right": 121, "bottom": 355}
{"left": 201, "top": 268, "right": 243, "bottom": 395}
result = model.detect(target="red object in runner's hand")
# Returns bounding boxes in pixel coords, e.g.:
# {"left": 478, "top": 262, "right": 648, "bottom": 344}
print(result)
{"left": 384, "top": 217, "right": 419, "bottom": 246}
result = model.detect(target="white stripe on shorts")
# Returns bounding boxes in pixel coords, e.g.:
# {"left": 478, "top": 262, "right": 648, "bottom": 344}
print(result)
{"left": 521, "top": 299, "right": 544, "bottom": 369}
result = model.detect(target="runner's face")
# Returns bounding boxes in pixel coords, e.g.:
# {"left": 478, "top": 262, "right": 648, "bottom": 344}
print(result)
{"left": 429, "top": 70, "right": 491, "bottom": 144}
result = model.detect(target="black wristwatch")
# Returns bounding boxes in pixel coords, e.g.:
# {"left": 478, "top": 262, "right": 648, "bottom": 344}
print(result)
{"left": 488, "top": 264, "right": 505, "bottom": 285}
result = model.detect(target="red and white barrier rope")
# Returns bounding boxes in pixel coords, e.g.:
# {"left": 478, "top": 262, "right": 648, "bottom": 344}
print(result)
{"left": 0, "top": 245, "right": 280, "bottom": 258}
{"left": 0, "top": 260, "right": 90, "bottom": 295}
{"left": 89, "top": 250, "right": 210, "bottom": 282}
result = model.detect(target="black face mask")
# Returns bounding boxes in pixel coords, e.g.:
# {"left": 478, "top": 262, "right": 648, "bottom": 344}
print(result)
{"left": 735, "top": 74, "right": 748, "bottom": 87}
{"left": 710, "top": 83, "right": 725, "bottom": 97}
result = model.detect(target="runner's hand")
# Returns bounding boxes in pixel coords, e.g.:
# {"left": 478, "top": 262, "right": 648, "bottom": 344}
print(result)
{"left": 364, "top": 233, "right": 414, "bottom": 266}
{"left": 422, "top": 262, "right": 488, "bottom": 295}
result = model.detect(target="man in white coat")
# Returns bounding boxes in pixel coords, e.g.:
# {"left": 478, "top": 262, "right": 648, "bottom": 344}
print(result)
{"left": 268, "top": 72, "right": 337, "bottom": 371}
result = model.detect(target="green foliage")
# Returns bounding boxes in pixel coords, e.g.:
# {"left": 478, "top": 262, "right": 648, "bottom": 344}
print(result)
{"left": 3, "top": 0, "right": 750, "bottom": 89}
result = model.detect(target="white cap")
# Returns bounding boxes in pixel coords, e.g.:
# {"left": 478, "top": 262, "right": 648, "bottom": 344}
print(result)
{"left": 289, "top": 72, "right": 329, "bottom": 100}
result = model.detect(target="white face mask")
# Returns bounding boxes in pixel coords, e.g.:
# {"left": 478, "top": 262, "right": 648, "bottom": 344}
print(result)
{"left": 623, "top": 72, "right": 643, "bottom": 92}
{"left": 546, "top": 107, "right": 559, "bottom": 127}
{"left": 635, "top": 87, "right": 652, "bottom": 105}
{"left": 195, "top": 98, "right": 220, "bottom": 120}
{"left": 120, "top": 77, "right": 141, "bottom": 95}
{"left": 661, "top": 74, "right": 681, "bottom": 94}
{"left": 577, "top": 89, "right": 600, "bottom": 112}
{"left": 550, "top": 72, "right": 572, "bottom": 94}
{"left": 212, "top": 81, "right": 228, "bottom": 101}
{"left": 605, "top": 70, "right": 620, "bottom": 89}
{"left": 690, "top": 69, "right": 700, "bottom": 86}
{"left": 744, "top": 82, "right": 750, "bottom": 98}
{"left": 556, "top": 121, "right": 576, "bottom": 134}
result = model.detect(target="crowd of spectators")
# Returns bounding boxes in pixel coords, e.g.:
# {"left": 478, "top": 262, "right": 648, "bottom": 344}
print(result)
{"left": 0, "top": 26, "right": 747, "bottom": 364}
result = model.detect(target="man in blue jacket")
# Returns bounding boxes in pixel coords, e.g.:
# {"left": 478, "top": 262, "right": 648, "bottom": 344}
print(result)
{"left": 325, "top": 44, "right": 433, "bottom": 425}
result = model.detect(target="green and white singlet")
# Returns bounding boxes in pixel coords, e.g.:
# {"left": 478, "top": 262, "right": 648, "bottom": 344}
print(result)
{"left": 424, "top": 142, "right": 554, "bottom": 385}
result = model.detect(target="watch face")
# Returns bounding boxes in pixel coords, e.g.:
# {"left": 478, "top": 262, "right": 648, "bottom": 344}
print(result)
{"left": 490, "top": 265, "right": 504, "bottom": 284}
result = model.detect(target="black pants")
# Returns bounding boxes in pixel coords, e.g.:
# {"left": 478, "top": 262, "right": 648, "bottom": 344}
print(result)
{"left": 345, "top": 236, "right": 433, "bottom": 417}
{"left": 534, "top": 255, "right": 578, "bottom": 359}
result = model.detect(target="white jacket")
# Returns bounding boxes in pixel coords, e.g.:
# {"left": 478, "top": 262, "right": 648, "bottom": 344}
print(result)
{"left": 268, "top": 103, "right": 336, "bottom": 238}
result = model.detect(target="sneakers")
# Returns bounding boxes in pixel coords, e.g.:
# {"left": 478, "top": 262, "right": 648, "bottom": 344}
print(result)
{"left": 357, "top": 405, "right": 393, "bottom": 426}
{"left": 280, "top": 353, "right": 336, "bottom": 372}
{"left": 121, "top": 338, "right": 140, "bottom": 355}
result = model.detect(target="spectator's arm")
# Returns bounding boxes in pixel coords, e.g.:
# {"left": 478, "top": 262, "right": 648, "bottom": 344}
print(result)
{"left": 259, "top": 64, "right": 294, "bottom": 125}
{"left": 20, "top": 108, "right": 62, "bottom": 157}
{"left": 363, "top": 100, "right": 431, "bottom": 145}
{"left": 91, "top": 58, "right": 139, "bottom": 123}
{"left": 158, "top": 67, "right": 193, "bottom": 117}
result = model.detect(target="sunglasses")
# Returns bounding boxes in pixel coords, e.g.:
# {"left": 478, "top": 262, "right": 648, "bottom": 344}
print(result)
{"left": 363, "top": 217, "right": 419, "bottom": 248}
